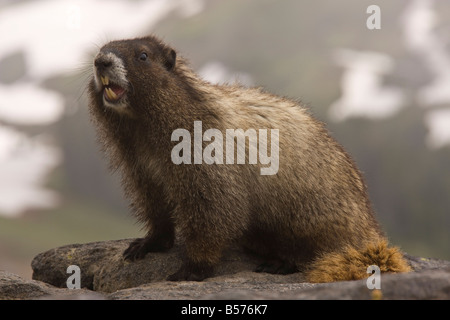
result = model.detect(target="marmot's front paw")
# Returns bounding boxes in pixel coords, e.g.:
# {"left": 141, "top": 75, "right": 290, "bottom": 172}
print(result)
{"left": 123, "top": 235, "right": 174, "bottom": 261}
{"left": 123, "top": 238, "right": 150, "bottom": 261}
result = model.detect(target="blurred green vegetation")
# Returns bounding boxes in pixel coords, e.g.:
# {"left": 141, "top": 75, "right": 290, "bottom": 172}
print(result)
{"left": 0, "top": 195, "right": 140, "bottom": 259}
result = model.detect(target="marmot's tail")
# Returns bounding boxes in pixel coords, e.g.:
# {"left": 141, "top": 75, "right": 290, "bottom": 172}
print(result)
{"left": 306, "top": 239, "right": 412, "bottom": 283}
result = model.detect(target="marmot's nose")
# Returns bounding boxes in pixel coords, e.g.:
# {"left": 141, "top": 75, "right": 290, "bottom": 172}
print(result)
{"left": 94, "top": 53, "right": 113, "bottom": 71}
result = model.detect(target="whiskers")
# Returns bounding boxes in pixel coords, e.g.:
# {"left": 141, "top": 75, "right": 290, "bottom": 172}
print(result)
{"left": 62, "top": 59, "right": 95, "bottom": 114}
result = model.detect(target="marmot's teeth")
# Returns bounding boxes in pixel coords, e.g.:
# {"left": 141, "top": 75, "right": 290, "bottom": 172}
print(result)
{"left": 101, "top": 76, "right": 109, "bottom": 86}
{"left": 105, "top": 87, "right": 117, "bottom": 100}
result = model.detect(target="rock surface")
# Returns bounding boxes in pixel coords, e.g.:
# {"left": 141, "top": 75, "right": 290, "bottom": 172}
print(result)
{"left": 0, "top": 270, "right": 104, "bottom": 300}
{"left": 1, "top": 238, "right": 450, "bottom": 300}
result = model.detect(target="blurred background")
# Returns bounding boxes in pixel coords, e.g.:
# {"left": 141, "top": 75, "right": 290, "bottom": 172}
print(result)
{"left": 0, "top": 0, "right": 449, "bottom": 279}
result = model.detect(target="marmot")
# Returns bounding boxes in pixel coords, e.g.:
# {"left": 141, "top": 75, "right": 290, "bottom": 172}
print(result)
{"left": 87, "top": 35, "right": 411, "bottom": 282}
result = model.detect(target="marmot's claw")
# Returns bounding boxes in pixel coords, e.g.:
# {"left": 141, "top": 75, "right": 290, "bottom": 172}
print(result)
{"left": 123, "top": 238, "right": 149, "bottom": 261}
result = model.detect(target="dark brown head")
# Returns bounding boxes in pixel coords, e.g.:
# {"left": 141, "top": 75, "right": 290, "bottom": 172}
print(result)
{"left": 88, "top": 35, "right": 178, "bottom": 117}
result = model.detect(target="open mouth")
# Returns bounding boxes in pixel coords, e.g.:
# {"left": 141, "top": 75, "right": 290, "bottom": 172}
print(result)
{"left": 101, "top": 75, "right": 126, "bottom": 103}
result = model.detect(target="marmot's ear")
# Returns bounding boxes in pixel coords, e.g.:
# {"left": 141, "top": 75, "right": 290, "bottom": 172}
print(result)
{"left": 163, "top": 48, "right": 176, "bottom": 71}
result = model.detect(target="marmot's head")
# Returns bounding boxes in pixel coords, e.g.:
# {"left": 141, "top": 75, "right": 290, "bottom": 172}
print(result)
{"left": 89, "top": 35, "right": 177, "bottom": 115}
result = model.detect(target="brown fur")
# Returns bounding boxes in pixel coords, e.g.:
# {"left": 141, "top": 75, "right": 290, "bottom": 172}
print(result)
{"left": 87, "top": 35, "right": 411, "bottom": 282}
{"left": 306, "top": 239, "right": 411, "bottom": 282}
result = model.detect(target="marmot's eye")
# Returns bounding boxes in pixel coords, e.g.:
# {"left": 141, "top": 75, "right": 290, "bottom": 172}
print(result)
{"left": 139, "top": 52, "right": 148, "bottom": 61}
